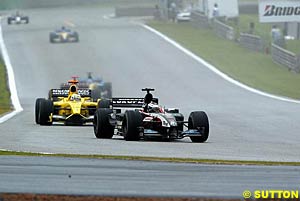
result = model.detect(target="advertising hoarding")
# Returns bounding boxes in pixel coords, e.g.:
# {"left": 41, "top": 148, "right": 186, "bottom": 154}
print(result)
{"left": 259, "top": 0, "right": 300, "bottom": 23}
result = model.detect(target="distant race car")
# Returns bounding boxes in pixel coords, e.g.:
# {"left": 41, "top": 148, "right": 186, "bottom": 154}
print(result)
{"left": 35, "top": 77, "right": 109, "bottom": 126}
{"left": 60, "top": 72, "right": 112, "bottom": 100}
{"left": 93, "top": 88, "right": 209, "bottom": 142}
{"left": 49, "top": 26, "right": 79, "bottom": 43}
{"left": 7, "top": 11, "right": 29, "bottom": 25}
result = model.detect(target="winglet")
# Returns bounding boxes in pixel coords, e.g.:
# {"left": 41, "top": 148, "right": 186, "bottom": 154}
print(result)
{"left": 68, "top": 76, "right": 79, "bottom": 84}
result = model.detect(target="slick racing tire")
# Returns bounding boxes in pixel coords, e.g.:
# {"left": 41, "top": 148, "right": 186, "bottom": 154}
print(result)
{"left": 188, "top": 111, "right": 209, "bottom": 143}
{"left": 97, "top": 99, "right": 111, "bottom": 109}
{"left": 74, "top": 32, "right": 79, "bottom": 42}
{"left": 49, "top": 33, "right": 55, "bottom": 43}
{"left": 24, "top": 17, "right": 29, "bottom": 24}
{"left": 122, "top": 110, "right": 142, "bottom": 141}
{"left": 7, "top": 18, "right": 12, "bottom": 25}
{"left": 35, "top": 98, "right": 44, "bottom": 124}
{"left": 94, "top": 108, "right": 114, "bottom": 138}
{"left": 39, "top": 99, "right": 53, "bottom": 126}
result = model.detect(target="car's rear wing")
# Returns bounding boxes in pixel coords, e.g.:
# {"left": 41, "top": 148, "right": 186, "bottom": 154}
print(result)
{"left": 112, "top": 98, "right": 158, "bottom": 108}
{"left": 50, "top": 89, "right": 91, "bottom": 97}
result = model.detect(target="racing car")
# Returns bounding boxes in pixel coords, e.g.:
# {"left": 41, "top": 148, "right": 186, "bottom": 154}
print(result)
{"left": 60, "top": 72, "right": 112, "bottom": 100}
{"left": 49, "top": 26, "right": 79, "bottom": 43}
{"left": 7, "top": 11, "right": 29, "bottom": 25}
{"left": 35, "top": 77, "right": 109, "bottom": 126}
{"left": 93, "top": 88, "right": 209, "bottom": 142}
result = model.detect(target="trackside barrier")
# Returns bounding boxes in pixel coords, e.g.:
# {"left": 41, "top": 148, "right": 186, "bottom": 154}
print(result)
{"left": 271, "top": 43, "right": 300, "bottom": 73}
{"left": 190, "top": 11, "right": 210, "bottom": 28}
{"left": 239, "top": 33, "right": 264, "bottom": 52}
{"left": 213, "top": 19, "right": 235, "bottom": 41}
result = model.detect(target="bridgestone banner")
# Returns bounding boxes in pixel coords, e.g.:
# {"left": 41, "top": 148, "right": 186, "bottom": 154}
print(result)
{"left": 259, "top": 0, "right": 300, "bottom": 22}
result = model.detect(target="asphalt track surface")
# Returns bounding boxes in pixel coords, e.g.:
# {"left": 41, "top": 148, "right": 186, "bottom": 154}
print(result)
{"left": 0, "top": 5, "right": 300, "bottom": 163}
{"left": 0, "top": 156, "right": 300, "bottom": 198}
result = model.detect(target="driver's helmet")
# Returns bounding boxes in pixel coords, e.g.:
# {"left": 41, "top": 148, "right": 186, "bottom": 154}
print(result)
{"left": 70, "top": 94, "right": 81, "bottom": 101}
{"left": 148, "top": 102, "right": 163, "bottom": 113}
{"left": 61, "top": 26, "right": 66, "bottom": 30}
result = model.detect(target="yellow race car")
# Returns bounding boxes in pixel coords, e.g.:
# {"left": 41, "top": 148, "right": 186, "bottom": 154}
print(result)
{"left": 49, "top": 26, "right": 79, "bottom": 43}
{"left": 35, "top": 77, "right": 110, "bottom": 126}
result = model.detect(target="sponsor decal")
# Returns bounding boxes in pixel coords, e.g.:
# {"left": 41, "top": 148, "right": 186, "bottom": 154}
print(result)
{"left": 259, "top": 0, "right": 300, "bottom": 22}
{"left": 112, "top": 98, "right": 144, "bottom": 105}
{"left": 51, "top": 89, "right": 90, "bottom": 96}
{"left": 263, "top": 5, "right": 300, "bottom": 17}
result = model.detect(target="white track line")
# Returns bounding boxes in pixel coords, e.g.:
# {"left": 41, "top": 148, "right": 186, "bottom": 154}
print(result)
{"left": 0, "top": 21, "right": 23, "bottom": 123}
{"left": 143, "top": 24, "right": 300, "bottom": 104}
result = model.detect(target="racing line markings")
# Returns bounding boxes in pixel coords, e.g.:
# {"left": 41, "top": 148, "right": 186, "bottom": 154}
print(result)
{"left": 0, "top": 21, "right": 23, "bottom": 123}
{"left": 142, "top": 24, "right": 300, "bottom": 104}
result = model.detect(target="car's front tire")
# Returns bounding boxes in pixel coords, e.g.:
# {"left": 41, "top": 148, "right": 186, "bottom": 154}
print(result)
{"left": 94, "top": 108, "right": 114, "bottom": 138}
{"left": 39, "top": 99, "right": 53, "bottom": 126}
{"left": 35, "top": 98, "right": 43, "bottom": 124}
{"left": 188, "top": 111, "right": 209, "bottom": 143}
{"left": 122, "top": 110, "right": 142, "bottom": 141}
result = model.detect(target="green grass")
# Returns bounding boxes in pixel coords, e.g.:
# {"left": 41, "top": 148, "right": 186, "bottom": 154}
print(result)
{"left": 1, "top": 150, "right": 300, "bottom": 166}
{"left": 148, "top": 21, "right": 300, "bottom": 99}
{"left": 0, "top": 59, "right": 11, "bottom": 115}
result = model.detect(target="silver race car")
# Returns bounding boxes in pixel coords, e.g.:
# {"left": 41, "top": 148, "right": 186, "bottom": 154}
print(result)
{"left": 49, "top": 26, "right": 79, "bottom": 43}
{"left": 7, "top": 11, "right": 29, "bottom": 25}
{"left": 93, "top": 88, "right": 209, "bottom": 142}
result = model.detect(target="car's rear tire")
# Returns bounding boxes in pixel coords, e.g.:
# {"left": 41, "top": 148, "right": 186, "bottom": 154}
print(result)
{"left": 39, "top": 99, "right": 53, "bottom": 126}
{"left": 94, "top": 108, "right": 114, "bottom": 138}
{"left": 97, "top": 99, "right": 111, "bottom": 109}
{"left": 74, "top": 32, "right": 79, "bottom": 42}
{"left": 24, "top": 17, "right": 29, "bottom": 24}
{"left": 122, "top": 110, "right": 142, "bottom": 141}
{"left": 35, "top": 98, "right": 44, "bottom": 124}
{"left": 49, "top": 33, "right": 55, "bottom": 43}
{"left": 103, "top": 82, "right": 112, "bottom": 99}
{"left": 7, "top": 18, "right": 11, "bottom": 24}
{"left": 188, "top": 111, "right": 209, "bottom": 143}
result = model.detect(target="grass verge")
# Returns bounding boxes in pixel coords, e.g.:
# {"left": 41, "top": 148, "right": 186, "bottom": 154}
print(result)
{"left": 0, "top": 59, "right": 11, "bottom": 115}
{"left": 1, "top": 150, "right": 300, "bottom": 166}
{"left": 147, "top": 21, "right": 300, "bottom": 99}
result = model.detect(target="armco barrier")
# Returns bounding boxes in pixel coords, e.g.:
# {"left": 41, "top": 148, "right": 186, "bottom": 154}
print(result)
{"left": 190, "top": 11, "right": 210, "bottom": 28}
{"left": 239, "top": 33, "right": 264, "bottom": 52}
{"left": 213, "top": 19, "right": 235, "bottom": 41}
{"left": 271, "top": 43, "right": 300, "bottom": 73}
